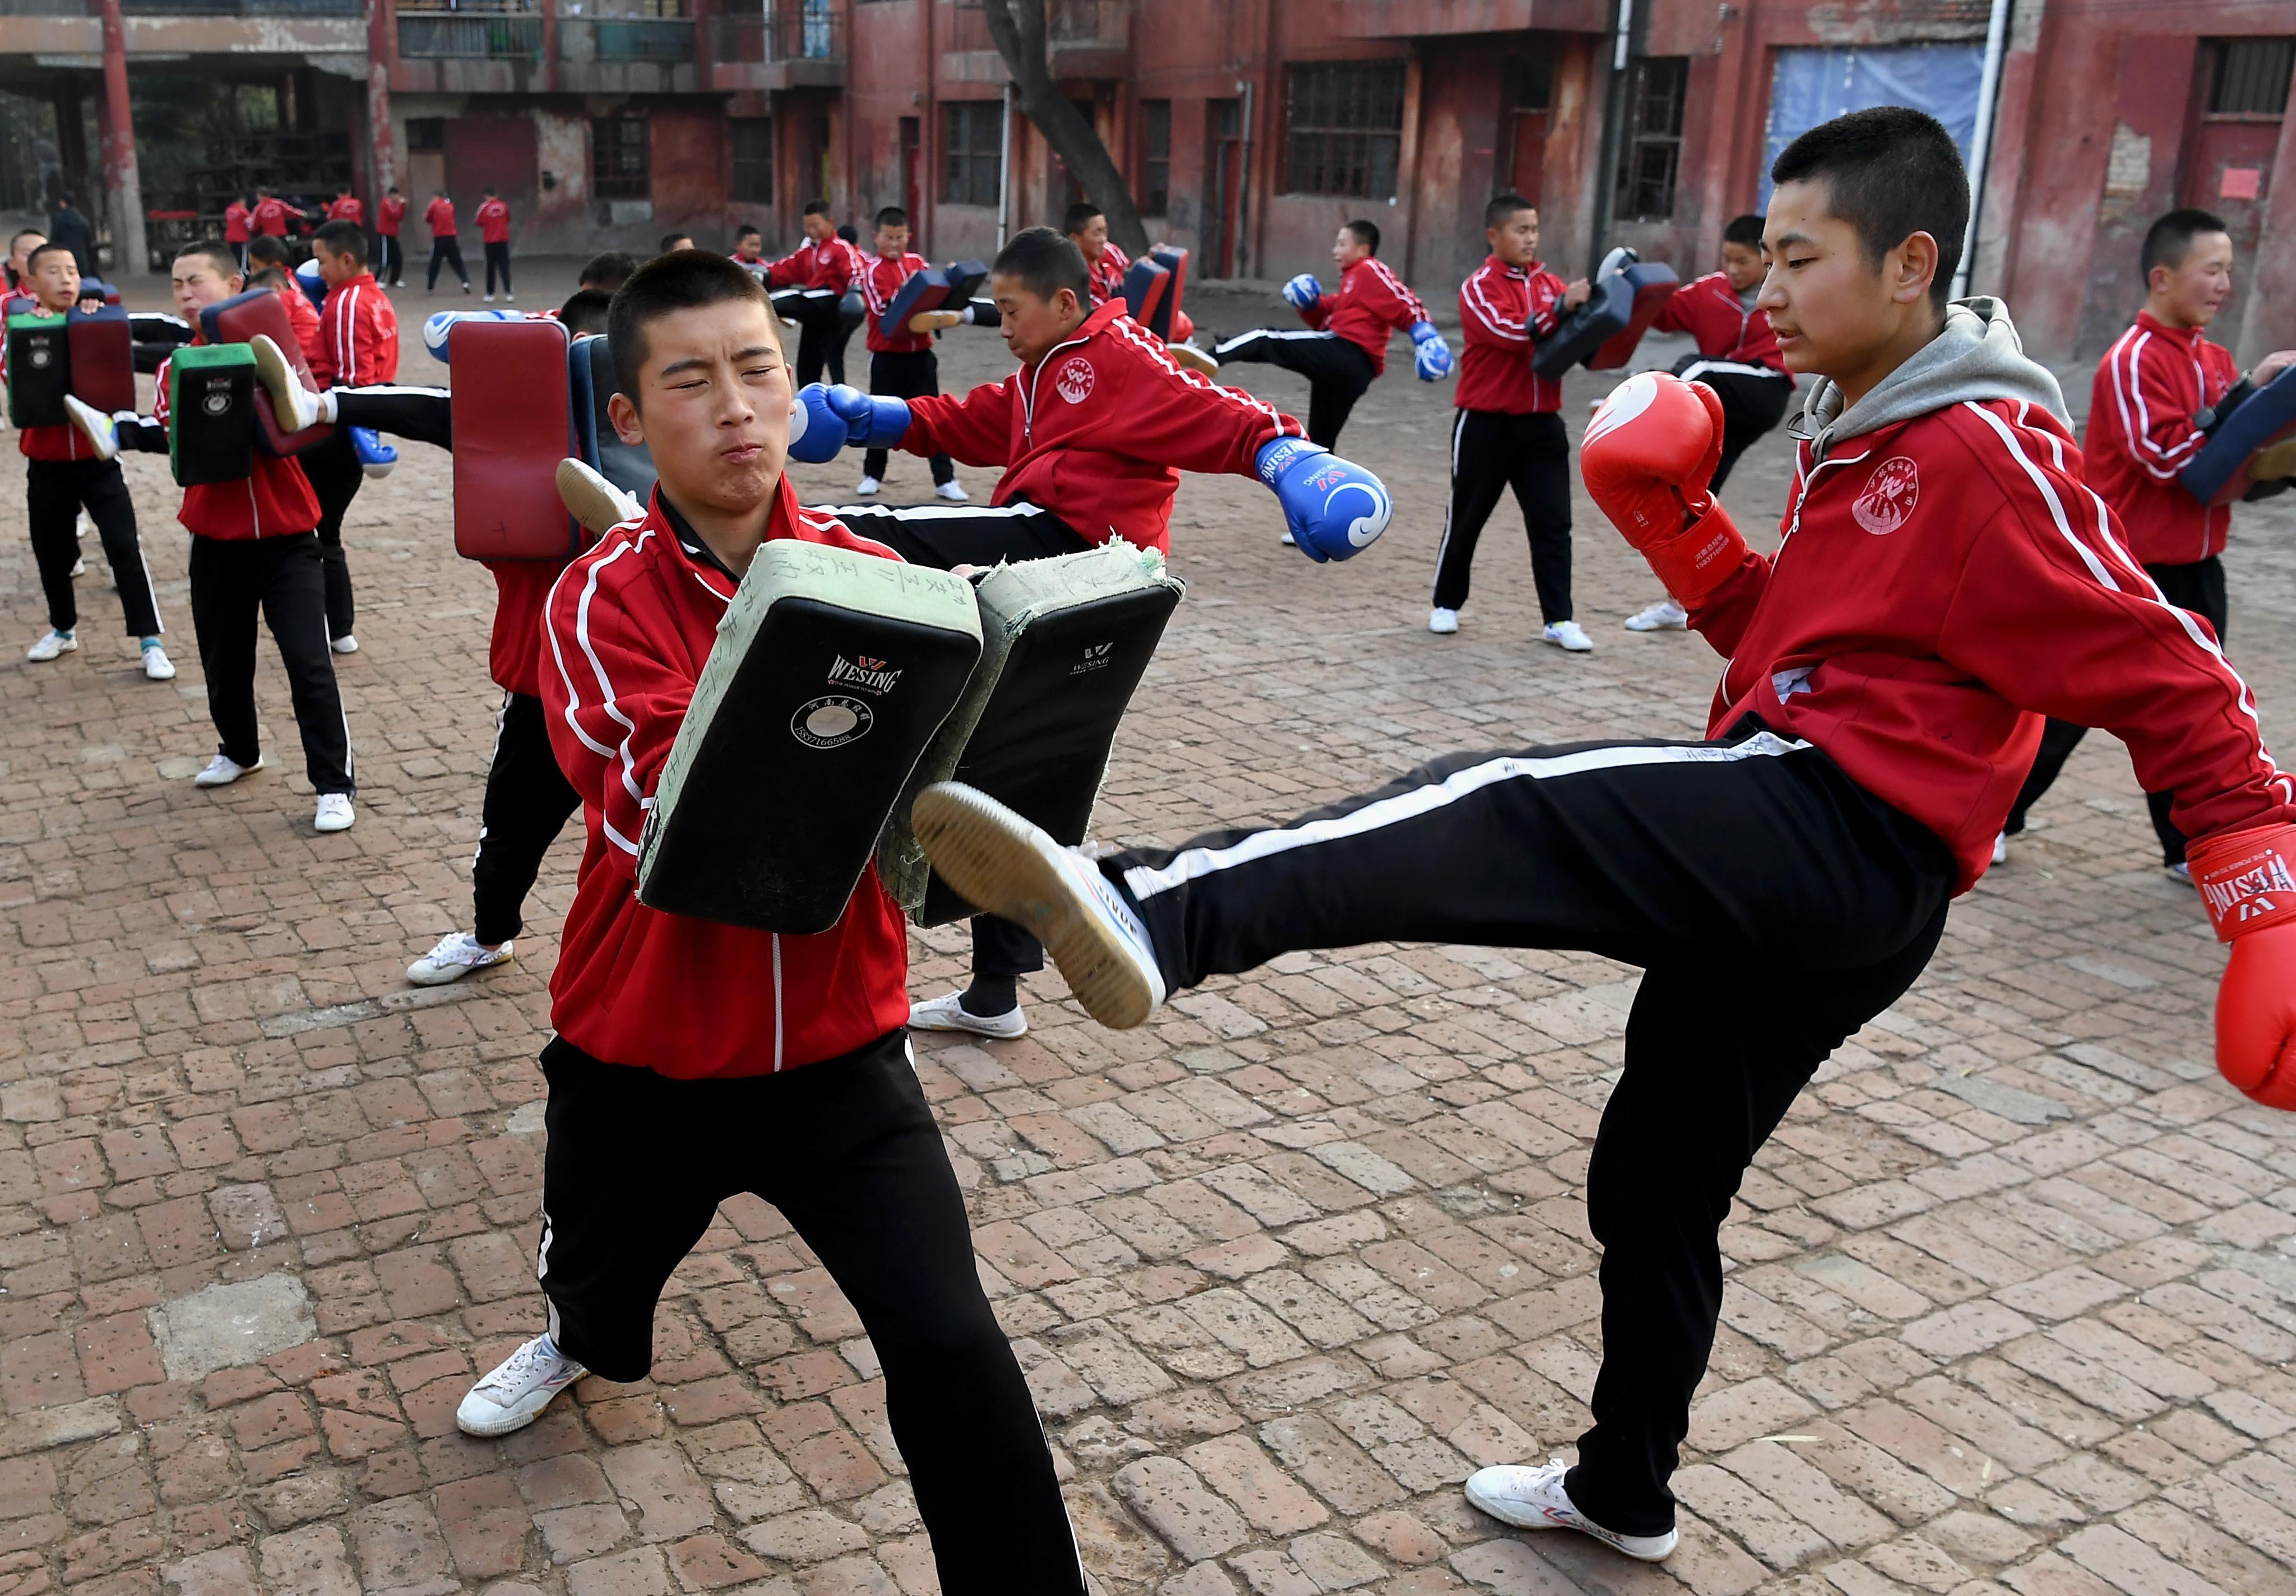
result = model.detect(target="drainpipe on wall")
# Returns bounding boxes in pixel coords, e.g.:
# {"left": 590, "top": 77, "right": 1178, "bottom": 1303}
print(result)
{"left": 1235, "top": 77, "right": 1253, "bottom": 280}
{"left": 1587, "top": 0, "right": 1633, "bottom": 277}
{"left": 1951, "top": 0, "right": 2013, "bottom": 301}
{"left": 997, "top": 80, "right": 1013, "bottom": 248}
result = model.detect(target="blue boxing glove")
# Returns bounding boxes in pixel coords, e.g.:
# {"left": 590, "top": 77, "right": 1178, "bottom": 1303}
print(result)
{"left": 1410, "top": 321, "right": 1453, "bottom": 382}
{"left": 422, "top": 308, "right": 524, "bottom": 364}
{"left": 788, "top": 382, "right": 855, "bottom": 463}
{"left": 1255, "top": 437, "right": 1392, "bottom": 562}
{"left": 350, "top": 427, "right": 397, "bottom": 480}
{"left": 826, "top": 384, "right": 911, "bottom": 451}
{"left": 294, "top": 258, "right": 328, "bottom": 309}
{"left": 1282, "top": 273, "right": 1323, "bottom": 312}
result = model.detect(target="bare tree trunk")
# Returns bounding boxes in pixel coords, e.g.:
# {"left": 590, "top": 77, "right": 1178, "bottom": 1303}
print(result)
{"left": 979, "top": 0, "right": 1150, "bottom": 258}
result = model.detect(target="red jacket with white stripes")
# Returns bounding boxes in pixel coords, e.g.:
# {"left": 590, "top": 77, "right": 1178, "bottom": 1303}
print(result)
{"left": 1455, "top": 254, "right": 1570, "bottom": 414}
{"left": 860, "top": 249, "right": 931, "bottom": 355}
{"left": 1085, "top": 242, "right": 1130, "bottom": 306}
{"left": 1299, "top": 256, "right": 1430, "bottom": 377}
{"left": 767, "top": 235, "right": 863, "bottom": 295}
{"left": 377, "top": 195, "right": 405, "bottom": 237}
{"left": 1687, "top": 394, "right": 2294, "bottom": 892}
{"left": 488, "top": 562, "right": 563, "bottom": 699}
{"left": 2086, "top": 311, "right": 2237, "bottom": 567}
{"left": 540, "top": 477, "right": 912, "bottom": 1079}
{"left": 475, "top": 198, "right": 511, "bottom": 246}
{"left": 1651, "top": 270, "right": 1790, "bottom": 379}
{"left": 900, "top": 298, "right": 1305, "bottom": 553}
{"left": 153, "top": 342, "right": 322, "bottom": 539}
{"left": 312, "top": 272, "right": 397, "bottom": 388}
{"left": 326, "top": 197, "right": 364, "bottom": 225}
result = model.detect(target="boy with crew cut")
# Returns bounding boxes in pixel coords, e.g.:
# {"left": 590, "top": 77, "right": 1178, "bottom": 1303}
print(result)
{"left": 765, "top": 200, "right": 864, "bottom": 386}
{"left": 424, "top": 189, "right": 470, "bottom": 294}
{"left": 445, "top": 250, "right": 1089, "bottom": 1596}
{"left": 904, "top": 108, "right": 2296, "bottom": 1560}
{"left": 800, "top": 225, "right": 1392, "bottom": 1038}
{"left": 1064, "top": 199, "right": 1129, "bottom": 305}
{"left": 1624, "top": 212, "right": 1798, "bottom": 632}
{"left": 728, "top": 224, "right": 767, "bottom": 282}
{"left": 2001, "top": 206, "right": 2296, "bottom": 872}
{"left": 476, "top": 185, "right": 512, "bottom": 303}
{"left": 852, "top": 205, "right": 962, "bottom": 500}
{"left": 290, "top": 217, "right": 398, "bottom": 652}
{"left": 1430, "top": 193, "right": 1591, "bottom": 650}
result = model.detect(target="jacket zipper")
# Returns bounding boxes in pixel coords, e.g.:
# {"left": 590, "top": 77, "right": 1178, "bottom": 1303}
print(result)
{"left": 1020, "top": 328, "right": 1094, "bottom": 444}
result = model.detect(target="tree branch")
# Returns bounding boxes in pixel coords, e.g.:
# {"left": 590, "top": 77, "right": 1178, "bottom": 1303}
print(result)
{"left": 978, "top": 0, "right": 1151, "bottom": 258}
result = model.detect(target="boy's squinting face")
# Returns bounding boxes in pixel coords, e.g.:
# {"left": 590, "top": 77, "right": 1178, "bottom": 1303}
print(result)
{"left": 171, "top": 255, "right": 242, "bottom": 318}
{"left": 874, "top": 224, "right": 910, "bottom": 259}
{"left": 1068, "top": 214, "right": 1108, "bottom": 262}
{"left": 1332, "top": 227, "right": 1372, "bottom": 271}
{"left": 992, "top": 273, "right": 1087, "bottom": 366}
{"left": 1488, "top": 207, "right": 1539, "bottom": 268}
{"left": 28, "top": 250, "right": 80, "bottom": 312}
{"left": 2151, "top": 230, "right": 2234, "bottom": 329}
{"left": 1758, "top": 178, "right": 1931, "bottom": 380}
{"left": 1721, "top": 240, "right": 1765, "bottom": 294}
{"left": 608, "top": 299, "right": 790, "bottom": 517}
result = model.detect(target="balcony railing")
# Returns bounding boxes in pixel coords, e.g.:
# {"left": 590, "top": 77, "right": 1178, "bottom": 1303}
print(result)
{"left": 556, "top": 14, "right": 693, "bottom": 62}
{"left": 397, "top": 12, "right": 542, "bottom": 59}
{"left": 711, "top": 5, "right": 842, "bottom": 64}
{"left": 119, "top": 0, "right": 364, "bottom": 13}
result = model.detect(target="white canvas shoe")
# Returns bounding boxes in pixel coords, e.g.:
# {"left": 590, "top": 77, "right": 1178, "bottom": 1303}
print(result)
{"left": 330, "top": 634, "right": 359, "bottom": 655}
{"left": 141, "top": 643, "right": 176, "bottom": 681}
{"left": 1428, "top": 607, "right": 1459, "bottom": 635}
{"left": 854, "top": 475, "right": 882, "bottom": 496}
{"left": 407, "top": 931, "right": 515, "bottom": 986}
{"left": 314, "top": 794, "right": 355, "bottom": 833}
{"left": 934, "top": 480, "right": 969, "bottom": 502}
{"left": 1992, "top": 833, "right": 2008, "bottom": 866}
{"left": 193, "top": 753, "right": 262, "bottom": 787}
{"left": 457, "top": 1335, "right": 586, "bottom": 1437}
{"left": 1464, "top": 1459, "right": 1678, "bottom": 1562}
{"left": 248, "top": 335, "right": 326, "bottom": 433}
{"left": 908, "top": 990, "right": 1027, "bottom": 1039}
{"left": 64, "top": 396, "right": 121, "bottom": 462}
{"left": 26, "top": 630, "right": 77, "bottom": 662}
{"left": 1623, "top": 598, "right": 1687, "bottom": 632}
{"left": 1544, "top": 620, "right": 1594, "bottom": 653}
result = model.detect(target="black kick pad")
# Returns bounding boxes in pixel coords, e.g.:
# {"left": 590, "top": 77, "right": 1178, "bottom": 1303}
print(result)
{"left": 2184, "top": 367, "right": 2296, "bottom": 507}
{"left": 571, "top": 335, "right": 658, "bottom": 503}
{"left": 166, "top": 345, "right": 258, "bottom": 488}
{"left": 7, "top": 309, "right": 70, "bottom": 428}
{"left": 638, "top": 541, "right": 983, "bottom": 935}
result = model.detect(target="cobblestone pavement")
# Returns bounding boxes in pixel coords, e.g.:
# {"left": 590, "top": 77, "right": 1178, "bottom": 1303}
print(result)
{"left": 4, "top": 265, "right": 2295, "bottom": 1596}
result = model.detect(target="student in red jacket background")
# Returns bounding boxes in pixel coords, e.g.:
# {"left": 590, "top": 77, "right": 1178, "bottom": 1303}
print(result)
{"left": 903, "top": 107, "right": 2296, "bottom": 1567}
{"left": 223, "top": 193, "right": 252, "bottom": 271}
{"left": 765, "top": 200, "right": 864, "bottom": 384}
{"left": 376, "top": 185, "right": 406, "bottom": 287}
{"left": 1428, "top": 193, "right": 1591, "bottom": 650}
{"left": 851, "top": 205, "right": 962, "bottom": 500}
{"left": 251, "top": 187, "right": 303, "bottom": 239}
{"left": 423, "top": 189, "right": 470, "bottom": 294}
{"left": 291, "top": 218, "right": 398, "bottom": 652}
{"left": 2002, "top": 206, "right": 2296, "bottom": 873}
{"left": 1064, "top": 198, "right": 1130, "bottom": 304}
{"left": 475, "top": 185, "right": 512, "bottom": 302}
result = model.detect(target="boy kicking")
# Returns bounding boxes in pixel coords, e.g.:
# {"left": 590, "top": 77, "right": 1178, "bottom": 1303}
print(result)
{"left": 905, "top": 109, "right": 2296, "bottom": 1560}
{"left": 451, "top": 252, "right": 1086, "bottom": 1595}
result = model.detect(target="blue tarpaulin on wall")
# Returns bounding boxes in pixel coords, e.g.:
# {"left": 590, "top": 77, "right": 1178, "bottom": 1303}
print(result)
{"left": 1761, "top": 45, "right": 1986, "bottom": 207}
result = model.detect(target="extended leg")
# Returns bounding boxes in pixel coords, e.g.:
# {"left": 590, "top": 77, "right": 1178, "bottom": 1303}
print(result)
{"left": 471, "top": 692, "right": 583, "bottom": 945}
{"left": 828, "top": 503, "right": 1091, "bottom": 568}
{"left": 328, "top": 386, "right": 453, "bottom": 451}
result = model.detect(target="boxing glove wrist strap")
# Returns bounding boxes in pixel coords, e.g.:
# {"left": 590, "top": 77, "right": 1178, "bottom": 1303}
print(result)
{"left": 2188, "top": 822, "right": 2296, "bottom": 943}
{"left": 1638, "top": 500, "right": 1748, "bottom": 605}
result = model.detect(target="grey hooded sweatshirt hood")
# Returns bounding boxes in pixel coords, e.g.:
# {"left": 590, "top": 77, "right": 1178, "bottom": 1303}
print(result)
{"left": 1798, "top": 296, "right": 2069, "bottom": 466}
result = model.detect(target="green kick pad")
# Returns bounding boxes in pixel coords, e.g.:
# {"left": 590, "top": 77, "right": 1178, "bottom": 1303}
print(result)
{"left": 637, "top": 539, "right": 983, "bottom": 935}
{"left": 878, "top": 539, "right": 1184, "bottom": 924}
{"left": 165, "top": 345, "right": 258, "bottom": 488}
{"left": 7, "top": 310, "right": 69, "bottom": 428}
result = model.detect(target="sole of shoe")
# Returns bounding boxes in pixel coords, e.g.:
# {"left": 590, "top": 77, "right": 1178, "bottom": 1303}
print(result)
{"left": 912, "top": 786, "right": 1157, "bottom": 1030}
{"left": 1168, "top": 345, "right": 1219, "bottom": 378}
{"left": 1463, "top": 1481, "right": 1678, "bottom": 1561}
{"left": 455, "top": 1389, "right": 566, "bottom": 1438}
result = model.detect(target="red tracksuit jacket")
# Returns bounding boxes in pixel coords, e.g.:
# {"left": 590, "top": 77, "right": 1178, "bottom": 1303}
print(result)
{"left": 2087, "top": 310, "right": 2237, "bottom": 567}
{"left": 326, "top": 197, "right": 363, "bottom": 226}
{"left": 475, "top": 199, "right": 510, "bottom": 245}
{"left": 252, "top": 198, "right": 302, "bottom": 238}
{"left": 900, "top": 298, "right": 1305, "bottom": 553}
{"left": 224, "top": 202, "right": 251, "bottom": 244}
{"left": 1455, "top": 254, "right": 1570, "bottom": 415}
{"left": 1652, "top": 270, "right": 1790, "bottom": 378}
{"left": 276, "top": 286, "right": 324, "bottom": 368}
{"left": 860, "top": 250, "right": 932, "bottom": 355}
{"left": 767, "top": 235, "right": 862, "bottom": 295}
{"left": 488, "top": 563, "right": 563, "bottom": 699}
{"left": 424, "top": 198, "right": 457, "bottom": 238}
{"left": 152, "top": 342, "right": 322, "bottom": 538}
{"left": 1085, "top": 242, "right": 1130, "bottom": 306}
{"left": 1299, "top": 256, "right": 1430, "bottom": 377}
{"left": 312, "top": 272, "right": 397, "bottom": 388}
{"left": 540, "top": 477, "right": 911, "bottom": 1078}
{"left": 1689, "top": 391, "right": 2293, "bottom": 892}
{"left": 378, "top": 196, "right": 405, "bottom": 237}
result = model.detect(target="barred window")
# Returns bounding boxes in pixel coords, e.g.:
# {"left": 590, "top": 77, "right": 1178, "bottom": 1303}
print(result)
{"left": 731, "top": 118, "right": 772, "bottom": 205}
{"left": 943, "top": 100, "right": 1002, "bottom": 207}
{"left": 593, "top": 115, "right": 649, "bottom": 201}
{"left": 2209, "top": 38, "right": 2295, "bottom": 118}
{"left": 1281, "top": 61, "right": 1405, "bottom": 199}
{"left": 1614, "top": 57, "right": 1688, "bottom": 220}
{"left": 1141, "top": 99, "right": 1171, "bottom": 216}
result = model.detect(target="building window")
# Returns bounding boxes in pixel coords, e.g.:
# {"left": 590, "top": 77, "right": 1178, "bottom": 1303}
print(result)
{"left": 2209, "top": 38, "right": 2295, "bottom": 119}
{"left": 731, "top": 117, "right": 772, "bottom": 204}
{"left": 593, "top": 114, "right": 649, "bottom": 201}
{"left": 1141, "top": 99, "right": 1170, "bottom": 215}
{"left": 1614, "top": 57, "right": 1688, "bottom": 220}
{"left": 406, "top": 117, "right": 445, "bottom": 153}
{"left": 943, "top": 100, "right": 1002, "bottom": 207}
{"left": 1281, "top": 61, "right": 1406, "bottom": 198}
{"left": 1510, "top": 56, "right": 1552, "bottom": 114}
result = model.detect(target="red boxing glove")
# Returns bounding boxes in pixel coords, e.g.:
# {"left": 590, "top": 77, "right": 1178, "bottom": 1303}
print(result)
{"left": 1581, "top": 372, "right": 1749, "bottom": 603}
{"left": 2187, "top": 823, "right": 2296, "bottom": 1108}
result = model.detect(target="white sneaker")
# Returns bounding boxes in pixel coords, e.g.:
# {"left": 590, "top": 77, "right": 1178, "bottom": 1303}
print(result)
{"left": 456, "top": 1335, "right": 586, "bottom": 1437}
{"left": 1544, "top": 620, "right": 1595, "bottom": 653}
{"left": 1465, "top": 1460, "right": 1678, "bottom": 1562}
{"left": 483, "top": 293, "right": 494, "bottom": 304}
{"left": 26, "top": 630, "right": 77, "bottom": 662}
{"left": 408, "top": 931, "right": 515, "bottom": 986}
{"left": 1280, "top": 530, "right": 1297, "bottom": 546}
{"left": 1428, "top": 607, "right": 1459, "bottom": 635}
{"left": 64, "top": 396, "right": 121, "bottom": 462}
{"left": 909, "top": 990, "right": 1028, "bottom": 1039}
{"left": 911, "top": 783, "right": 1166, "bottom": 1029}
{"left": 68, "top": 557, "right": 85, "bottom": 576}
{"left": 556, "top": 457, "right": 643, "bottom": 536}
{"left": 2168, "top": 860, "right": 2192, "bottom": 880}
{"left": 1992, "top": 832, "right": 2008, "bottom": 866}
{"left": 193, "top": 752, "right": 262, "bottom": 787}
{"left": 1623, "top": 598, "right": 1688, "bottom": 632}
{"left": 330, "top": 634, "right": 358, "bottom": 655}
{"left": 934, "top": 480, "right": 969, "bottom": 502}
{"left": 506, "top": 294, "right": 515, "bottom": 304}
{"left": 855, "top": 475, "right": 882, "bottom": 496}
{"left": 248, "top": 335, "right": 325, "bottom": 434}
{"left": 314, "top": 794, "right": 355, "bottom": 833}
{"left": 1167, "top": 343, "right": 1219, "bottom": 378}
{"left": 141, "top": 644, "right": 175, "bottom": 681}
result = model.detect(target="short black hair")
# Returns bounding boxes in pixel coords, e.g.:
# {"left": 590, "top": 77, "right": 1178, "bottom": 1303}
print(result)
{"left": 607, "top": 249, "right": 773, "bottom": 407}
{"left": 1344, "top": 218, "right": 1380, "bottom": 254}
{"left": 386, "top": 185, "right": 400, "bottom": 196}
{"left": 874, "top": 206, "right": 909, "bottom": 231}
{"left": 802, "top": 200, "right": 832, "bottom": 219}
{"left": 24, "top": 240, "right": 74, "bottom": 272}
{"left": 1723, "top": 213, "right": 1765, "bottom": 249}
{"left": 1769, "top": 105, "right": 1967, "bottom": 311}
{"left": 990, "top": 226, "right": 1090, "bottom": 305}
{"left": 1483, "top": 193, "right": 1534, "bottom": 231}
{"left": 483, "top": 185, "right": 498, "bottom": 197}
{"left": 659, "top": 232, "right": 693, "bottom": 255}
{"left": 247, "top": 236, "right": 291, "bottom": 268}
{"left": 10, "top": 228, "right": 44, "bottom": 252}
{"left": 174, "top": 240, "right": 239, "bottom": 281}
{"left": 312, "top": 218, "right": 367, "bottom": 266}
{"left": 734, "top": 224, "right": 762, "bottom": 243}
{"left": 836, "top": 223, "right": 857, "bottom": 244}
{"left": 1063, "top": 201, "right": 1104, "bottom": 235}
{"left": 2142, "top": 208, "right": 2230, "bottom": 281}
{"left": 558, "top": 287, "right": 614, "bottom": 338}
{"left": 247, "top": 266, "right": 290, "bottom": 291}
{"left": 579, "top": 249, "right": 637, "bottom": 291}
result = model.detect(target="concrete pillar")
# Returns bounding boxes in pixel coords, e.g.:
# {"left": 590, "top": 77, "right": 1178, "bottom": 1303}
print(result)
{"left": 94, "top": 0, "right": 147, "bottom": 276}
{"left": 368, "top": 0, "right": 398, "bottom": 200}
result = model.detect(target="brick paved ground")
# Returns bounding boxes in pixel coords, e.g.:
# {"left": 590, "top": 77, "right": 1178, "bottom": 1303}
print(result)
{"left": 3, "top": 264, "right": 2294, "bottom": 1596}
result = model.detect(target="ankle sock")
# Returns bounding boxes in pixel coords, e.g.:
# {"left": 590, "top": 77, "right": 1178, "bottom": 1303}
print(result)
{"left": 140, "top": 637, "right": 162, "bottom": 651}
{"left": 959, "top": 976, "right": 1019, "bottom": 1018}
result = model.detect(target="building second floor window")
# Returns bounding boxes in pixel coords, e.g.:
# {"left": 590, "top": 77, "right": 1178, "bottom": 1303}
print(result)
{"left": 1141, "top": 99, "right": 1171, "bottom": 216}
{"left": 1615, "top": 56, "right": 1689, "bottom": 221}
{"left": 732, "top": 118, "right": 773, "bottom": 205}
{"left": 594, "top": 115, "right": 649, "bottom": 202}
{"left": 1282, "top": 61, "right": 1406, "bottom": 199}
{"left": 2209, "top": 38, "right": 2295, "bottom": 118}
{"left": 944, "top": 100, "right": 1002, "bottom": 208}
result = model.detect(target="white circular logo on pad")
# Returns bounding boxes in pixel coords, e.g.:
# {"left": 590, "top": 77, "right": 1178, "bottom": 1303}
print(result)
{"left": 792, "top": 694, "right": 873, "bottom": 749}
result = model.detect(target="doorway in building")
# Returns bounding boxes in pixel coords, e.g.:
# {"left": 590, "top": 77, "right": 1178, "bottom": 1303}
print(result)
{"left": 445, "top": 112, "right": 539, "bottom": 231}
{"left": 1203, "top": 97, "right": 1242, "bottom": 277}
{"left": 2182, "top": 36, "right": 2294, "bottom": 265}
{"left": 1506, "top": 54, "right": 1552, "bottom": 205}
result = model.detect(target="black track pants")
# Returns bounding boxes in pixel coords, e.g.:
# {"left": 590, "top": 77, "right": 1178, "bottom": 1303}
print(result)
{"left": 1211, "top": 328, "right": 1375, "bottom": 449}
{"left": 1429, "top": 409, "right": 1574, "bottom": 621}
{"left": 1673, "top": 359, "right": 1792, "bottom": 493}
{"left": 329, "top": 386, "right": 453, "bottom": 451}
{"left": 472, "top": 692, "right": 581, "bottom": 945}
{"left": 428, "top": 236, "right": 468, "bottom": 290}
{"left": 298, "top": 430, "right": 362, "bottom": 638}
{"left": 26, "top": 456, "right": 161, "bottom": 637}
{"left": 862, "top": 349, "right": 955, "bottom": 486}
{"left": 187, "top": 532, "right": 353, "bottom": 794}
